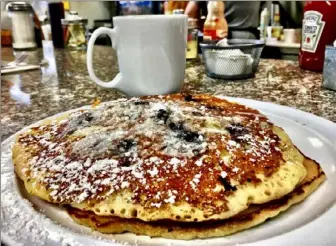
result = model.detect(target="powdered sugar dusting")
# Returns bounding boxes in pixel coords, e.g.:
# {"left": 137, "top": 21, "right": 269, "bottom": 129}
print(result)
{"left": 1, "top": 139, "right": 133, "bottom": 246}
{"left": 12, "top": 95, "right": 283, "bottom": 217}
{"left": 17, "top": 98, "right": 214, "bottom": 206}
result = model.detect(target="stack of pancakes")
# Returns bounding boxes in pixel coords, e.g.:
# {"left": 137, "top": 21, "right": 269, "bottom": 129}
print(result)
{"left": 13, "top": 94, "right": 325, "bottom": 239}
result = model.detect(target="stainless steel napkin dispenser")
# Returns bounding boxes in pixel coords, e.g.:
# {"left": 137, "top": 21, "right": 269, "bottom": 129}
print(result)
{"left": 322, "top": 45, "right": 336, "bottom": 91}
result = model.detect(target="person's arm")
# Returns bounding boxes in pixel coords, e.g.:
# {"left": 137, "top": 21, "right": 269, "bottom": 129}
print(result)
{"left": 184, "top": 1, "right": 199, "bottom": 18}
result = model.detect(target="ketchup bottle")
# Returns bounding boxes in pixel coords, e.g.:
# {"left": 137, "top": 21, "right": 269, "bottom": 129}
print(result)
{"left": 299, "top": 1, "right": 336, "bottom": 72}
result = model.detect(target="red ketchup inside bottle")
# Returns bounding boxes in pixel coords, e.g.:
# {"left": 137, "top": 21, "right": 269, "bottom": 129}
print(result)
{"left": 299, "top": 1, "right": 336, "bottom": 72}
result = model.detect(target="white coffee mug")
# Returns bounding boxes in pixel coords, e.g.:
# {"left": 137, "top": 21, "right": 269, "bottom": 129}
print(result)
{"left": 87, "top": 15, "right": 188, "bottom": 97}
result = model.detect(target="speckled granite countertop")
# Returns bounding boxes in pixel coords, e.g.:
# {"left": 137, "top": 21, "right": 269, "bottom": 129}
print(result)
{"left": 1, "top": 42, "right": 335, "bottom": 140}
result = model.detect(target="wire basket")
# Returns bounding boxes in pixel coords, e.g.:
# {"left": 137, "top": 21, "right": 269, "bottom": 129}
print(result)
{"left": 200, "top": 39, "right": 265, "bottom": 80}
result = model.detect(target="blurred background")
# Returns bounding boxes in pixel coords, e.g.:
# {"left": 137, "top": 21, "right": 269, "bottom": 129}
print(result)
{"left": 1, "top": 1, "right": 305, "bottom": 60}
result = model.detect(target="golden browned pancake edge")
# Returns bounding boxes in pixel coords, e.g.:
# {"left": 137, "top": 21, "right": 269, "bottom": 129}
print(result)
{"left": 66, "top": 157, "right": 325, "bottom": 239}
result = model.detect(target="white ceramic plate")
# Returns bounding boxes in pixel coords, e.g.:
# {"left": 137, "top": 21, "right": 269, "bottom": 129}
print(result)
{"left": 1, "top": 97, "right": 336, "bottom": 246}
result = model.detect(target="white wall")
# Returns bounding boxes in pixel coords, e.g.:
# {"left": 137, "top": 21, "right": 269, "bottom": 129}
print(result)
{"left": 1, "top": 2, "right": 12, "bottom": 29}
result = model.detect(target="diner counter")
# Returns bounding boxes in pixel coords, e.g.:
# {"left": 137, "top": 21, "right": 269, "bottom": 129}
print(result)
{"left": 1, "top": 42, "right": 335, "bottom": 140}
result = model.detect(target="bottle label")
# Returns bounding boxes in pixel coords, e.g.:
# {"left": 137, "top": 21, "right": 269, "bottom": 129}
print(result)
{"left": 216, "top": 28, "right": 227, "bottom": 39}
{"left": 203, "top": 29, "right": 217, "bottom": 40}
{"left": 302, "top": 11, "right": 325, "bottom": 53}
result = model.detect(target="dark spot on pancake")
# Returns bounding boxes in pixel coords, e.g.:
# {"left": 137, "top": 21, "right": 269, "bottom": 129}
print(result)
{"left": 156, "top": 109, "right": 170, "bottom": 123}
{"left": 206, "top": 105, "right": 219, "bottom": 110}
{"left": 192, "top": 111, "right": 204, "bottom": 116}
{"left": 226, "top": 123, "right": 249, "bottom": 141}
{"left": 119, "top": 157, "right": 132, "bottom": 167}
{"left": 168, "top": 122, "right": 183, "bottom": 131}
{"left": 168, "top": 228, "right": 173, "bottom": 232}
{"left": 192, "top": 149, "right": 200, "bottom": 155}
{"left": 92, "top": 141, "right": 100, "bottom": 148}
{"left": 179, "top": 130, "right": 201, "bottom": 143}
{"left": 295, "top": 187, "right": 304, "bottom": 195}
{"left": 77, "top": 112, "right": 94, "bottom": 125}
{"left": 264, "top": 190, "right": 271, "bottom": 196}
{"left": 67, "top": 129, "right": 75, "bottom": 135}
{"left": 160, "top": 145, "right": 167, "bottom": 150}
{"left": 184, "top": 94, "right": 193, "bottom": 101}
{"left": 218, "top": 176, "right": 237, "bottom": 191}
{"left": 118, "top": 139, "right": 135, "bottom": 152}
{"left": 169, "top": 121, "right": 204, "bottom": 143}
{"left": 134, "top": 100, "right": 149, "bottom": 105}
{"left": 83, "top": 112, "right": 94, "bottom": 122}
{"left": 184, "top": 94, "right": 201, "bottom": 102}
{"left": 271, "top": 133, "right": 280, "bottom": 141}
{"left": 131, "top": 209, "right": 138, "bottom": 217}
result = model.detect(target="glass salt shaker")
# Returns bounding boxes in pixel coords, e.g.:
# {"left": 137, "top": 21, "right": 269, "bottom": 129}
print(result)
{"left": 6, "top": 2, "right": 37, "bottom": 50}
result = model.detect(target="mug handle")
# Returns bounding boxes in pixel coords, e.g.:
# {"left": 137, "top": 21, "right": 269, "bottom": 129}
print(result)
{"left": 87, "top": 27, "right": 123, "bottom": 88}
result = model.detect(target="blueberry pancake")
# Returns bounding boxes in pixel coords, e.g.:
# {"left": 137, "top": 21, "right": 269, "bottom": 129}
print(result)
{"left": 13, "top": 94, "right": 323, "bottom": 237}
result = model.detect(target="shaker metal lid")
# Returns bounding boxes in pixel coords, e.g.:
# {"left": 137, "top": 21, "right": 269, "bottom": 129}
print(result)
{"left": 172, "top": 9, "right": 184, "bottom": 15}
{"left": 188, "top": 18, "right": 197, "bottom": 29}
{"left": 61, "top": 10, "right": 88, "bottom": 25}
{"left": 7, "top": 2, "right": 33, "bottom": 12}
